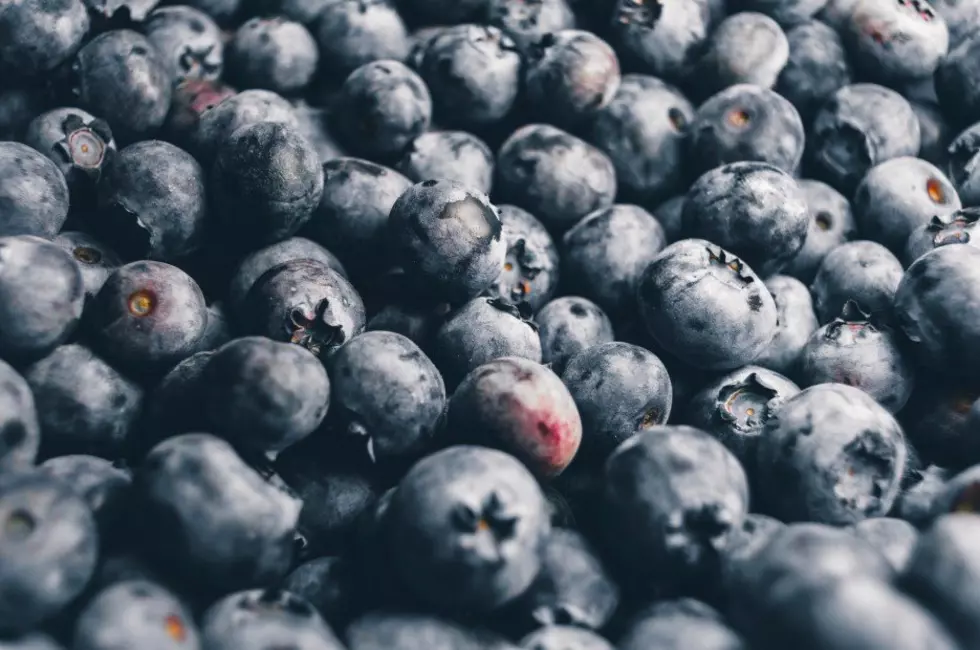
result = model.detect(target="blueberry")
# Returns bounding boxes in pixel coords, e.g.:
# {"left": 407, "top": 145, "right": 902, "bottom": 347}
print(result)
{"left": 720, "top": 513, "right": 786, "bottom": 573}
{"left": 505, "top": 528, "right": 618, "bottom": 632}
{"left": 519, "top": 627, "right": 613, "bottom": 650}
{"left": 143, "top": 5, "right": 223, "bottom": 84}
{"left": 758, "top": 576, "right": 959, "bottom": 649}
{"left": 537, "top": 297, "right": 614, "bottom": 374}
{"left": 843, "top": 0, "right": 949, "bottom": 84}
{"left": 418, "top": 25, "right": 522, "bottom": 130}
{"left": 189, "top": 89, "right": 298, "bottom": 165}
{"left": 330, "top": 60, "right": 432, "bottom": 163}
{"left": 725, "top": 522, "right": 893, "bottom": 645}
{"left": 396, "top": 130, "right": 494, "bottom": 195}
{"left": 799, "top": 300, "right": 915, "bottom": 411}
{"left": 755, "top": 383, "right": 908, "bottom": 523}
{"left": 903, "top": 513, "right": 980, "bottom": 647}
{"left": 26, "top": 344, "right": 143, "bottom": 459}
{"left": 0, "top": 634, "right": 63, "bottom": 649}
{"left": 388, "top": 179, "right": 505, "bottom": 303}
{"left": 243, "top": 258, "right": 366, "bottom": 360}
{"left": 275, "top": 439, "right": 379, "bottom": 554}
{"left": 96, "top": 140, "right": 207, "bottom": 262}
{"left": 848, "top": 517, "right": 918, "bottom": 572}
{"left": 913, "top": 100, "right": 953, "bottom": 167}
{"left": 601, "top": 426, "right": 749, "bottom": 595}
{"left": 23, "top": 108, "right": 115, "bottom": 209}
{"left": 0, "top": 0, "right": 89, "bottom": 78}
{"left": 588, "top": 75, "right": 694, "bottom": 204}
{"left": 609, "top": 0, "right": 709, "bottom": 81}
{"left": 385, "top": 446, "right": 551, "bottom": 614}
{"left": 86, "top": 261, "right": 207, "bottom": 376}
{"left": 784, "top": 179, "right": 856, "bottom": 284}
{"left": 617, "top": 600, "right": 745, "bottom": 650}
{"left": 38, "top": 455, "right": 131, "bottom": 542}
{"left": 345, "top": 612, "right": 512, "bottom": 650}
{"left": 932, "top": 0, "right": 980, "bottom": 48}
{"left": 691, "top": 12, "right": 789, "bottom": 99}
{"left": 683, "top": 162, "right": 809, "bottom": 277}
{"left": 326, "top": 331, "right": 445, "bottom": 466}
{"left": 0, "top": 472, "right": 98, "bottom": 634}
{"left": 487, "top": 0, "right": 575, "bottom": 52}
{"left": 686, "top": 365, "right": 800, "bottom": 469}
{"left": 562, "top": 342, "right": 672, "bottom": 467}
{"left": 227, "top": 17, "right": 318, "bottom": 94}
{"left": 204, "top": 336, "right": 329, "bottom": 456}
{"left": 891, "top": 464, "right": 952, "bottom": 525}
{"left": 853, "top": 156, "right": 960, "bottom": 254}
{"left": 62, "top": 30, "right": 172, "bottom": 144}
{"left": 902, "top": 382, "right": 980, "bottom": 469}
{"left": 283, "top": 557, "right": 355, "bottom": 628}
{"left": 0, "top": 142, "right": 70, "bottom": 239}
{"left": 561, "top": 204, "right": 666, "bottom": 318}
{"left": 808, "top": 83, "right": 921, "bottom": 194}
{"left": 495, "top": 124, "right": 617, "bottom": 234}
{"left": 183, "top": 0, "right": 239, "bottom": 25}
{"left": 905, "top": 207, "right": 980, "bottom": 265}
{"left": 637, "top": 240, "right": 778, "bottom": 370}
{"left": 433, "top": 298, "right": 541, "bottom": 388}
{"left": 688, "top": 85, "right": 805, "bottom": 175}
{"left": 162, "top": 78, "right": 237, "bottom": 151}
{"left": 928, "top": 464, "right": 980, "bottom": 516}
{"left": 300, "top": 158, "right": 409, "bottom": 278}
{"left": 0, "top": 236, "right": 85, "bottom": 364}
{"left": 894, "top": 245, "right": 980, "bottom": 379}
{"left": 365, "top": 298, "right": 451, "bottom": 350}
{"left": 197, "top": 300, "right": 231, "bottom": 352}
{"left": 776, "top": 20, "right": 852, "bottom": 124}
{"left": 754, "top": 275, "right": 819, "bottom": 376}
{"left": 136, "top": 351, "right": 211, "bottom": 457}
{"left": 228, "top": 236, "right": 347, "bottom": 318}
{"left": 446, "top": 356, "right": 580, "bottom": 477}
{"left": 651, "top": 195, "right": 685, "bottom": 243}
{"left": 406, "top": 25, "right": 449, "bottom": 69}
{"left": 137, "top": 434, "right": 301, "bottom": 593}
{"left": 0, "top": 358, "right": 39, "bottom": 472}
{"left": 200, "top": 589, "right": 344, "bottom": 650}
{"left": 81, "top": 0, "right": 158, "bottom": 26}
{"left": 314, "top": 0, "right": 410, "bottom": 81}
{"left": 73, "top": 580, "right": 200, "bottom": 650}
{"left": 490, "top": 205, "right": 560, "bottom": 311}
{"left": 291, "top": 101, "right": 346, "bottom": 166}
{"left": 523, "top": 30, "right": 621, "bottom": 129}
{"left": 810, "top": 240, "right": 903, "bottom": 323}
{"left": 946, "top": 120, "right": 980, "bottom": 206}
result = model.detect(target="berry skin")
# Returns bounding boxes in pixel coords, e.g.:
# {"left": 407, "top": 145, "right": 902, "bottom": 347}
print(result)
{"left": 314, "top": 0, "right": 410, "bottom": 81}
{"left": 0, "top": 472, "right": 99, "bottom": 634}
{"left": 487, "top": 0, "right": 575, "bottom": 52}
{"left": 62, "top": 30, "right": 173, "bottom": 144}
{"left": 388, "top": 179, "right": 506, "bottom": 304}
{"left": 204, "top": 336, "right": 330, "bottom": 456}
{"left": 490, "top": 205, "right": 560, "bottom": 312}
{"left": 96, "top": 140, "right": 208, "bottom": 262}
{"left": 446, "top": 356, "right": 582, "bottom": 478}
{"left": 384, "top": 446, "right": 551, "bottom": 615}
{"left": 143, "top": 5, "right": 223, "bottom": 84}
{"left": 617, "top": 600, "right": 745, "bottom": 650}
{"left": 810, "top": 240, "right": 903, "bottom": 324}
{"left": 600, "top": 426, "right": 749, "bottom": 596}
{"left": 609, "top": 0, "right": 709, "bottom": 81}
{"left": 753, "top": 275, "right": 819, "bottom": 376}
{"left": 776, "top": 20, "right": 852, "bottom": 123}
{"left": 562, "top": 342, "right": 672, "bottom": 468}
{"left": 396, "top": 130, "right": 495, "bottom": 196}
{"left": 904, "top": 207, "right": 980, "bottom": 266}
{"left": 243, "top": 258, "right": 366, "bottom": 361}
{"left": 37, "top": 454, "right": 131, "bottom": 542}
{"left": 784, "top": 179, "right": 855, "bottom": 284}
{"left": 200, "top": 589, "right": 345, "bottom": 650}
{"left": 0, "top": 358, "right": 40, "bottom": 473}
{"left": 210, "top": 121, "right": 324, "bottom": 249}
{"left": 894, "top": 245, "right": 980, "bottom": 380}
{"left": 189, "top": 89, "right": 298, "bottom": 165}
{"left": 523, "top": 30, "right": 621, "bottom": 129}
{"left": 848, "top": 517, "right": 918, "bottom": 573}
{"left": 432, "top": 298, "right": 542, "bottom": 389}
{"left": 0, "top": 142, "right": 70, "bottom": 239}
{"left": 85, "top": 261, "right": 208, "bottom": 378}
{"left": 637, "top": 240, "right": 778, "bottom": 371}
{"left": 691, "top": 12, "right": 790, "bottom": 99}
{"left": 537, "top": 297, "right": 614, "bottom": 375}
{"left": 682, "top": 161, "right": 810, "bottom": 277}
{"left": 72, "top": 580, "right": 201, "bottom": 650}
{"left": 754, "top": 383, "right": 908, "bottom": 524}
{"left": 798, "top": 300, "right": 915, "bottom": 412}
{"left": 136, "top": 434, "right": 301, "bottom": 595}
{"left": 0, "top": 0, "right": 90, "bottom": 78}
{"left": 520, "top": 627, "right": 613, "bottom": 650}
{"left": 227, "top": 17, "right": 319, "bottom": 94}
{"left": 326, "top": 331, "right": 446, "bottom": 466}
{"left": 0, "top": 236, "right": 85, "bottom": 365}
{"left": 25, "top": 344, "right": 143, "bottom": 459}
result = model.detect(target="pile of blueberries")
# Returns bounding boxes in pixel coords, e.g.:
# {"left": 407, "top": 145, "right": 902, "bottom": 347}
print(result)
{"left": 6, "top": 0, "right": 980, "bottom": 646}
